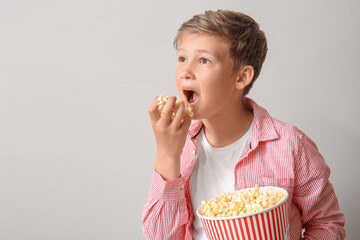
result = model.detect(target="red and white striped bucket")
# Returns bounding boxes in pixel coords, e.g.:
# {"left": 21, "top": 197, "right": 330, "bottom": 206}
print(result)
{"left": 196, "top": 186, "right": 289, "bottom": 240}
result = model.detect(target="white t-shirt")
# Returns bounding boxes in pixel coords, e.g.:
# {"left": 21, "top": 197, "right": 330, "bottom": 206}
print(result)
{"left": 190, "top": 122, "right": 253, "bottom": 240}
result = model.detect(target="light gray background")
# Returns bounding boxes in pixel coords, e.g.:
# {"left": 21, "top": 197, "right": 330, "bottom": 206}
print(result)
{"left": 1, "top": 0, "right": 359, "bottom": 239}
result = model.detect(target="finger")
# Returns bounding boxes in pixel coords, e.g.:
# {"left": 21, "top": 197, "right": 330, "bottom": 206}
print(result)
{"left": 180, "top": 115, "right": 192, "bottom": 133}
{"left": 172, "top": 100, "right": 185, "bottom": 127}
{"left": 160, "top": 96, "right": 176, "bottom": 124}
{"left": 149, "top": 96, "right": 160, "bottom": 122}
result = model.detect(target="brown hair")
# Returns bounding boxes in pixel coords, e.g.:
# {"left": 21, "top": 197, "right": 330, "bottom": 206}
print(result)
{"left": 174, "top": 10, "right": 268, "bottom": 95}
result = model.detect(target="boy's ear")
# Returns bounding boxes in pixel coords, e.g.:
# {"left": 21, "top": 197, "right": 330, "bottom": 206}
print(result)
{"left": 235, "top": 65, "right": 254, "bottom": 90}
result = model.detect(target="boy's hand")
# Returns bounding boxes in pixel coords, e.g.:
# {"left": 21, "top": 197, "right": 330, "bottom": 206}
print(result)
{"left": 149, "top": 96, "right": 191, "bottom": 180}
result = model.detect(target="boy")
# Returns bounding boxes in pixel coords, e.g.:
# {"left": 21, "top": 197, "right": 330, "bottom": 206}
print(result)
{"left": 142, "top": 10, "right": 345, "bottom": 239}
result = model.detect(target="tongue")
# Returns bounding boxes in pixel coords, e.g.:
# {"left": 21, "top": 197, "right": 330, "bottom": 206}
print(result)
{"left": 191, "top": 92, "right": 199, "bottom": 103}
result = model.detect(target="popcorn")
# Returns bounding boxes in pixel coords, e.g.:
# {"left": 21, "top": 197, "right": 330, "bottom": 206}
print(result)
{"left": 157, "top": 94, "right": 193, "bottom": 118}
{"left": 199, "top": 185, "right": 286, "bottom": 218}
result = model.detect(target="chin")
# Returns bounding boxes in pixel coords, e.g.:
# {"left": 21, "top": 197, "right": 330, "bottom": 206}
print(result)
{"left": 189, "top": 111, "right": 203, "bottom": 121}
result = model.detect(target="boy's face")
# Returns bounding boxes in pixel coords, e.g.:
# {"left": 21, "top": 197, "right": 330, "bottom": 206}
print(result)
{"left": 175, "top": 33, "right": 240, "bottom": 120}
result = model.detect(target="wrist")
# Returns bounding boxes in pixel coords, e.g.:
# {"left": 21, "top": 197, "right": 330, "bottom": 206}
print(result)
{"left": 155, "top": 153, "right": 181, "bottom": 180}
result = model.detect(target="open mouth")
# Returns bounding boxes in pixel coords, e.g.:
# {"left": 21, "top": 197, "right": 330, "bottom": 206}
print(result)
{"left": 183, "top": 89, "right": 199, "bottom": 105}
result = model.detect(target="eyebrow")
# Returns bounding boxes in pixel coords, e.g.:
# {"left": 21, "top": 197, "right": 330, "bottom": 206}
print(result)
{"left": 177, "top": 48, "right": 218, "bottom": 57}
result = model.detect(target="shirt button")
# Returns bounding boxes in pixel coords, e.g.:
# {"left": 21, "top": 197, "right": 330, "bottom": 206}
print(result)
{"left": 179, "top": 184, "right": 184, "bottom": 189}
{"left": 192, "top": 149, "right": 196, "bottom": 154}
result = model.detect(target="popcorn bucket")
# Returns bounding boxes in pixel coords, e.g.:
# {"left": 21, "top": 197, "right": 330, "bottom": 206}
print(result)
{"left": 196, "top": 186, "right": 289, "bottom": 240}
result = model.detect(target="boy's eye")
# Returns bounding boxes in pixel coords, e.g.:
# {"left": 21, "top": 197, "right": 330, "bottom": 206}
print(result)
{"left": 178, "top": 57, "right": 186, "bottom": 62}
{"left": 199, "top": 58, "right": 211, "bottom": 64}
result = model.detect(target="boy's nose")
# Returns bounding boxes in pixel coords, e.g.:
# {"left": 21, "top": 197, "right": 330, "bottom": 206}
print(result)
{"left": 180, "top": 67, "right": 195, "bottom": 80}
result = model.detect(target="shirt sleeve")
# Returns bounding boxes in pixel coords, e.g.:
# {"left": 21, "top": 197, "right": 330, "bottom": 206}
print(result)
{"left": 293, "top": 134, "right": 346, "bottom": 239}
{"left": 141, "top": 169, "right": 190, "bottom": 240}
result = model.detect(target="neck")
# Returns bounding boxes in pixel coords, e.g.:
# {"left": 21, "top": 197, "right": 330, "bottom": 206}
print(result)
{"left": 202, "top": 100, "right": 253, "bottom": 148}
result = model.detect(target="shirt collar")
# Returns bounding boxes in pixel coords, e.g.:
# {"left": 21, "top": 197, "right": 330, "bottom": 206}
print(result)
{"left": 244, "top": 97, "right": 279, "bottom": 148}
{"left": 188, "top": 97, "right": 279, "bottom": 147}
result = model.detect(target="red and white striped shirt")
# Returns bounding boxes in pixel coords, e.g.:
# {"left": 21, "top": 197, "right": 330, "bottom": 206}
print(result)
{"left": 142, "top": 98, "right": 345, "bottom": 239}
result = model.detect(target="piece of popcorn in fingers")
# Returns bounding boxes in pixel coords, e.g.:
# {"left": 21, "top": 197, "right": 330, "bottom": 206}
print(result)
{"left": 185, "top": 105, "right": 193, "bottom": 117}
{"left": 157, "top": 94, "right": 193, "bottom": 118}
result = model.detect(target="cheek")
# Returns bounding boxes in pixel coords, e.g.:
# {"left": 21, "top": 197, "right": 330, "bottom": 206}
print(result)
{"left": 174, "top": 73, "right": 181, "bottom": 93}
{"left": 203, "top": 75, "right": 232, "bottom": 97}
{"left": 175, "top": 66, "right": 182, "bottom": 81}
